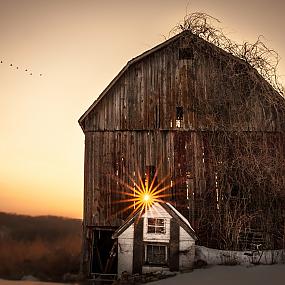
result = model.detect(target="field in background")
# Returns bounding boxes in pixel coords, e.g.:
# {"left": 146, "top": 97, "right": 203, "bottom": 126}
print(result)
{"left": 0, "top": 212, "right": 82, "bottom": 282}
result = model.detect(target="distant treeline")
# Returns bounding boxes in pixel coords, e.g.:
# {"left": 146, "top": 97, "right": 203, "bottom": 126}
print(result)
{"left": 0, "top": 212, "right": 82, "bottom": 241}
{"left": 0, "top": 212, "right": 82, "bottom": 281}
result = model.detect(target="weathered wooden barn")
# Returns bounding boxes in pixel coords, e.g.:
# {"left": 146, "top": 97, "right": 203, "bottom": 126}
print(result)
{"left": 79, "top": 30, "right": 285, "bottom": 276}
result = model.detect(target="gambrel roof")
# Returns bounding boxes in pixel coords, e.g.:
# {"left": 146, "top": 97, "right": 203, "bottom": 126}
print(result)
{"left": 79, "top": 30, "right": 285, "bottom": 131}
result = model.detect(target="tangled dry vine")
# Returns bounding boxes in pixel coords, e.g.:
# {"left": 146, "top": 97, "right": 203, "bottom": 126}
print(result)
{"left": 171, "top": 12, "right": 284, "bottom": 95}
{"left": 169, "top": 13, "right": 285, "bottom": 250}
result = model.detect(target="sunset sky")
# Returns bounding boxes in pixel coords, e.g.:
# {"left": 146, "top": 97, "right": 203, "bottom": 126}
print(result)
{"left": 0, "top": 0, "right": 284, "bottom": 219}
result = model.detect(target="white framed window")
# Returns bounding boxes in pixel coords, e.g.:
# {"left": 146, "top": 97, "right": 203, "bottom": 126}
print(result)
{"left": 147, "top": 218, "right": 166, "bottom": 234}
{"left": 145, "top": 243, "right": 168, "bottom": 265}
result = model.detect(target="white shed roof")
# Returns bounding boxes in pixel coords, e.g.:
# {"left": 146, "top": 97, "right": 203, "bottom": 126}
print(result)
{"left": 166, "top": 202, "right": 195, "bottom": 232}
{"left": 112, "top": 202, "right": 197, "bottom": 240}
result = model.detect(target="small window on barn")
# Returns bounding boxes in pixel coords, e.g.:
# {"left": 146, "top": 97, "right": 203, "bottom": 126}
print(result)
{"left": 230, "top": 181, "right": 244, "bottom": 199}
{"left": 176, "top": 106, "right": 184, "bottom": 128}
{"left": 145, "top": 244, "right": 168, "bottom": 265}
{"left": 231, "top": 184, "right": 239, "bottom": 197}
{"left": 179, "top": 47, "right": 194, "bottom": 60}
{"left": 145, "top": 165, "right": 157, "bottom": 186}
{"left": 147, "top": 218, "right": 166, "bottom": 234}
{"left": 155, "top": 105, "right": 160, "bottom": 128}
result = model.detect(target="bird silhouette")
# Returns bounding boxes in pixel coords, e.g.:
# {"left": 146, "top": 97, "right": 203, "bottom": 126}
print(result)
{"left": 1, "top": 60, "right": 43, "bottom": 76}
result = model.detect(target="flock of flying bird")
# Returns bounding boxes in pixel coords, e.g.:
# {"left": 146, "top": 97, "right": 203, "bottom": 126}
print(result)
{"left": 0, "top": 59, "right": 43, "bottom": 76}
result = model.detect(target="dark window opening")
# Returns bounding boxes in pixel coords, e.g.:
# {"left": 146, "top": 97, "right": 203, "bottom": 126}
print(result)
{"left": 145, "top": 244, "right": 167, "bottom": 265}
{"left": 179, "top": 47, "right": 194, "bottom": 60}
{"left": 147, "top": 218, "right": 166, "bottom": 234}
{"left": 171, "top": 185, "right": 175, "bottom": 202}
{"left": 155, "top": 105, "right": 160, "bottom": 128}
{"left": 176, "top": 106, "right": 184, "bottom": 128}
{"left": 230, "top": 181, "right": 246, "bottom": 199}
{"left": 231, "top": 184, "right": 239, "bottom": 197}
{"left": 145, "top": 165, "right": 157, "bottom": 186}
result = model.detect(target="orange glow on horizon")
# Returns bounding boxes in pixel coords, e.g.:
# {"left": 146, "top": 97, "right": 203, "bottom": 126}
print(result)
{"left": 0, "top": 1, "right": 283, "bottom": 218}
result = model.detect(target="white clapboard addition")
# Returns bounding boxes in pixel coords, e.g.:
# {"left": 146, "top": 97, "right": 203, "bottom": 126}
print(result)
{"left": 113, "top": 202, "right": 197, "bottom": 275}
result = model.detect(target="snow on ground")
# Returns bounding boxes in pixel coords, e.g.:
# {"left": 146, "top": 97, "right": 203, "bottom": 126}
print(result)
{"left": 1, "top": 265, "right": 284, "bottom": 285}
{"left": 0, "top": 280, "right": 71, "bottom": 285}
{"left": 151, "top": 265, "right": 285, "bottom": 285}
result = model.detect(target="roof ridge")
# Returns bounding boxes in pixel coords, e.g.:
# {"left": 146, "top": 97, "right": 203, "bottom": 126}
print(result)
{"left": 112, "top": 202, "right": 197, "bottom": 240}
{"left": 78, "top": 31, "right": 191, "bottom": 128}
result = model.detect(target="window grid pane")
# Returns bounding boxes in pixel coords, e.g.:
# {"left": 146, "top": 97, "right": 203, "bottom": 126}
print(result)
{"left": 147, "top": 218, "right": 165, "bottom": 234}
{"left": 146, "top": 244, "right": 167, "bottom": 265}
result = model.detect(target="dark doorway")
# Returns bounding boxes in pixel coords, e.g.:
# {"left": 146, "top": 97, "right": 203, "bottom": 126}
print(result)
{"left": 91, "top": 228, "right": 118, "bottom": 275}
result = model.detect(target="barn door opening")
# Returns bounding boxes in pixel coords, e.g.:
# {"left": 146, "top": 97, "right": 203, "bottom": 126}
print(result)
{"left": 91, "top": 228, "right": 118, "bottom": 276}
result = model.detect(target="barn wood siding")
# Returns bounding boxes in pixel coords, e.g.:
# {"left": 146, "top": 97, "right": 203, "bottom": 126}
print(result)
{"left": 83, "top": 34, "right": 285, "bottom": 133}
